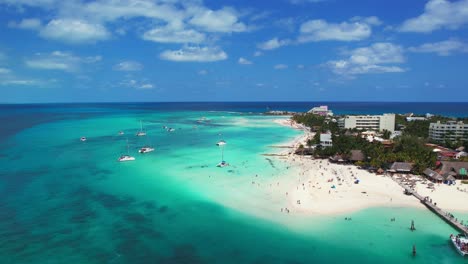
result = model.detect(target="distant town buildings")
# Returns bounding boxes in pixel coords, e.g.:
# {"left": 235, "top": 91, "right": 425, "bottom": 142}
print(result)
{"left": 320, "top": 132, "right": 333, "bottom": 147}
{"left": 337, "top": 114, "right": 395, "bottom": 132}
{"left": 429, "top": 121, "right": 468, "bottom": 142}
{"left": 308, "top": 105, "right": 333, "bottom": 116}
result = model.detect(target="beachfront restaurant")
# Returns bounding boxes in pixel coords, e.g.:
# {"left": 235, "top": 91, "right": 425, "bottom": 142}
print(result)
{"left": 423, "top": 168, "right": 444, "bottom": 183}
{"left": 388, "top": 162, "right": 413, "bottom": 174}
{"left": 437, "top": 161, "right": 468, "bottom": 179}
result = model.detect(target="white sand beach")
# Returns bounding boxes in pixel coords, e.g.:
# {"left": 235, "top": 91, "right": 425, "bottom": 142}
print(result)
{"left": 207, "top": 117, "right": 468, "bottom": 228}
{"left": 249, "top": 118, "right": 468, "bottom": 218}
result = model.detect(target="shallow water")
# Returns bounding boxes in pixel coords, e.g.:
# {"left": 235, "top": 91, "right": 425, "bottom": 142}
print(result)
{"left": 0, "top": 103, "right": 465, "bottom": 263}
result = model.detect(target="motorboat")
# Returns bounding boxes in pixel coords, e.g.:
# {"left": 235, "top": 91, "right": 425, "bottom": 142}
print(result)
{"left": 118, "top": 155, "right": 135, "bottom": 162}
{"left": 216, "top": 140, "right": 226, "bottom": 146}
{"left": 450, "top": 234, "right": 468, "bottom": 256}
{"left": 217, "top": 161, "right": 229, "bottom": 167}
{"left": 119, "top": 131, "right": 124, "bottom": 135}
{"left": 80, "top": 137, "right": 87, "bottom": 142}
{"left": 139, "top": 146, "right": 155, "bottom": 154}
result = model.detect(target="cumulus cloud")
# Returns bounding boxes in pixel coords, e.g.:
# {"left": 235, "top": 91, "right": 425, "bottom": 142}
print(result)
{"left": 121, "top": 79, "right": 154, "bottom": 89}
{"left": 39, "top": 19, "right": 110, "bottom": 44}
{"left": 25, "top": 51, "right": 101, "bottom": 71}
{"left": 400, "top": 0, "right": 468, "bottom": 33}
{"left": 160, "top": 46, "right": 227, "bottom": 62}
{"left": 257, "top": 38, "right": 291, "bottom": 50}
{"left": 299, "top": 19, "right": 372, "bottom": 42}
{"left": 408, "top": 39, "right": 468, "bottom": 56}
{"left": 3, "top": 0, "right": 253, "bottom": 52}
{"left": 238, "top": 57, "right": 253, "bottom": 65}
{"left": 274, "top": 64, "right": 288, "bottom": 70}
{"left": 142, "top": 26, "right": 205, "bottom": 44}
{"left": 8, "top": 18, "right": 42, "bottom": 30}
{"left": 189, "top": 7, "right": 247, "bottom": 33}
{"left": 113, "top": 61, "right": 143, "bottom": 71}
{"left": 326, "top": 43, "right": 406, "bottom": 76}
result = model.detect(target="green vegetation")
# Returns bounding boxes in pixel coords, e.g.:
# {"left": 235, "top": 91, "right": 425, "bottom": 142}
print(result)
{"left": 292, "top": 113, "right": 437, "bottom": 174}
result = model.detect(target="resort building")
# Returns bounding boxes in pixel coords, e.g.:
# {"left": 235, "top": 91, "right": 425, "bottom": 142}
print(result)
{"left": 338, "top": 114, "right": 395, "bottom": 132}
{"left": 429, "top": 121, "right": 468, "bottom": 142}
{"left": 406, "top": 116, "right": 426, "bottom": 122}
{"left": 320, "top": 132, "right": 333, "bottom": 147}
{"left": 308, "top": 105, "right": 333, "bottom": 116}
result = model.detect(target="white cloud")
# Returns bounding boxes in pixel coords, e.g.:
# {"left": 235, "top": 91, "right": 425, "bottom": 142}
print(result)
{"left": 25, "top": 51, "right": 101, "bottom": 71}
{"left": 198, "top": 69, "right": 208, "bottom": 75}
{"left": 8, "top": 18, "right": 42, "bottom": 30}
{"left": 238, "top": 57, "right": 253, "bottom": 65}
{"left": 121, "top": 79, "right": 154, "bottom": 89}
{"left": 142, "top": 26, "right": 205, "bottom": 44}
{"left": 0, "top": 68, "right": 11, "bottom": 74}
{"left": 327, "top": 43, "right": 406, "bottom": 76}
{"left": 257, "top": 37, "right": 291, "bottom": 50}
{"left": 0, "top": 79, "right": 41, "bottom": 86}
{"left": 408, "top": 39, "right": 468, "bottom": 56}
{"left": 350, "top": 16, "right": 382, "bottom": 26}
{"left": 113, "top": 61, "right": 143, "bottom": 71}
{"left": 274, "top": 64, "right": 288, "bottom": 70}
{"left": 189, "top": 7, "right": 247, "bottom": 33}
{"left": 297, "top": 64, "right": 305, "bottom": 69}
{"left": 400, "top": 0, "right": 468, "bottom": 33}
{"left": 39, "top": 19, "right": 110, "bottom": 44}
{"left": 299, "top": 19, "right": 372, "bottom": 42}
{"left": 160, "top": 46, "right": 227, "bottom": 62}
{"left": 253, "top": 51, "right": 263, "bottom": 57}
{"left": 2, "top": 0, "right": 252, "bottom": 48}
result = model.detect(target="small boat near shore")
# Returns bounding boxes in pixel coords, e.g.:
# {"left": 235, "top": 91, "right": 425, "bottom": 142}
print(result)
{"left": 80, "top": 137, "right": 87, "bottom": 142}
{"left": 450, "top": 234, "right": 468, "bottom": 256}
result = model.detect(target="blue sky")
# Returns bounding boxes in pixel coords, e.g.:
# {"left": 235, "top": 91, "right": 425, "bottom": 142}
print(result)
{"left": 0, "top": 0, "right": 468, "bottom": 103}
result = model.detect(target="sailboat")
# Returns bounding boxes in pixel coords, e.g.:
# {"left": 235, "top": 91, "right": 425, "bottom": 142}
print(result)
{"left": 136, "top": 120, "right": 146, "bottom": 136}
{"left": 216, "top": 144, "right": 228, "bottom": 167}
{"left": 118, "top": 138, "right": 135, "bottom": 162}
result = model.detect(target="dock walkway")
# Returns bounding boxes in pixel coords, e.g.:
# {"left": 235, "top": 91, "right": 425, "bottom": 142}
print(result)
{"left": 393, "top": 177, "right": 468, "bottom": 235}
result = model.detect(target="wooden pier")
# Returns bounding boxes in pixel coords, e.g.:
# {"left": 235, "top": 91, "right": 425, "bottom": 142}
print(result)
{"left": 393, "top": 178, "right": 468, "bottom": 235}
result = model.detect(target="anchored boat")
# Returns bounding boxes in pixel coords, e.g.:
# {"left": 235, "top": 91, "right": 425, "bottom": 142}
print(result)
{"left": 450, "top": 234, "right": 468, "bottom": 256}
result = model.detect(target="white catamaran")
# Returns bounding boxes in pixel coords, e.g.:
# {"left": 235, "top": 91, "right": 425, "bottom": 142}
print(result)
{"left": 136, "top": 120, "right": 146, "bottom": 136}
{"left": 118, "top": 138, "right": 135, "bottom": 162}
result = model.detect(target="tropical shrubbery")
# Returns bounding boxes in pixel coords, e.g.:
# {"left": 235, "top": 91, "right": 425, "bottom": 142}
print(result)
{"left": 292, "top": 113, "right": 437, "bottom": 174}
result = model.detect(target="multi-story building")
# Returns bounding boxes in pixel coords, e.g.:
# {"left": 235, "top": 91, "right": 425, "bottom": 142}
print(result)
{"left": 429, "top": 121, "right": 468, "bottom": 142}
{"left": 307, "top": 105, "right": 333, "bottom": 116}
{"left": 338, "top": 114, "right": 395, "bottom": 132}
{"left": 320, "top": 132, "right": 333, "bottom": 147}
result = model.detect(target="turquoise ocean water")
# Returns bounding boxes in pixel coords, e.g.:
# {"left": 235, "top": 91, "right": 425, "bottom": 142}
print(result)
{"left": 0, "top": 103, "right": 467, "bottom": 263}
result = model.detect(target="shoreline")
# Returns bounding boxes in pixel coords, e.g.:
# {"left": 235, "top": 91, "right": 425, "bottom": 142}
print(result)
{"left": 268, "top": 117, "right": 468, "bottom": 217}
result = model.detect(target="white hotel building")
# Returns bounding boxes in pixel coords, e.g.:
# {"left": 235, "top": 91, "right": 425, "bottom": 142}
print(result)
{"left": 338, "top": 114, "right": 395, "bottom": 132}
{"left": 429, "top": 121, "right": 468, "bottom": 142}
